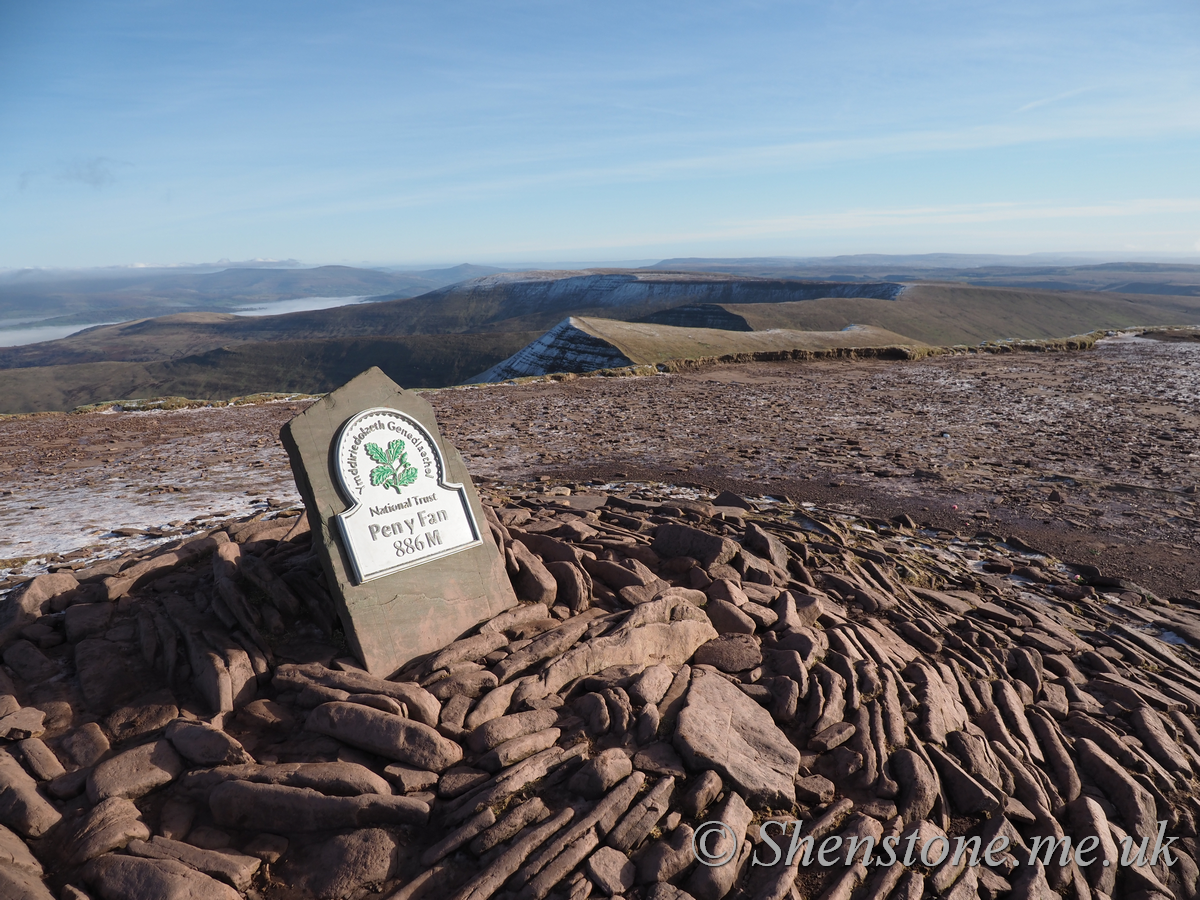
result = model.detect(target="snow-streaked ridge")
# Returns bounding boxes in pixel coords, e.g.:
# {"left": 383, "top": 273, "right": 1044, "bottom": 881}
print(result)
{"left": 471, "top": 318, "right": 632, "bottom": 382}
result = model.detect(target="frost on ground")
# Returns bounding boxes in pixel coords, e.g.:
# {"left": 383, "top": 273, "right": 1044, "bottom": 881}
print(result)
{"left": 1, "top": 335, "right": 1197, "bottom": 600}
{"left": 0, "top": 402, "right": 304, "bottom": 585}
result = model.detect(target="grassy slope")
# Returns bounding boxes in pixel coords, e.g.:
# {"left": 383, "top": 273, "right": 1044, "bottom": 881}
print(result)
{"left": 571, "top": 318, "right": 924, "bottom": 366}
{"left": 0, "top": 333, "right": 537, "bottom": 415}
{"left": 724, "top": 284, "right": 1200, "bottom": 346}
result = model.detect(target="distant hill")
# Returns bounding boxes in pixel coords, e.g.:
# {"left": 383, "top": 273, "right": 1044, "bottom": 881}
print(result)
{"left": 0, "top": 263, "right": 506, "bottom": 326}
{"left": 10, "top": 268, "right": 1197, "bottom": 371}
{"left": 0, "top": 271, "right": 904, "bottom": 368}
{"left": 383, "top": 263, "right": 504, "bottom": 283}
{"left": 646, "top": 256, "right": 1200, "bottom": 294}
{"left": 2, "top": 268, "right": 1199, "bottom": 413}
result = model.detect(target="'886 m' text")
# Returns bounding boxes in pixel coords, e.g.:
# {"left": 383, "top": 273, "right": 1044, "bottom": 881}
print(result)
{"left": 394, "top": 530, "right": 442, "bottom": 558}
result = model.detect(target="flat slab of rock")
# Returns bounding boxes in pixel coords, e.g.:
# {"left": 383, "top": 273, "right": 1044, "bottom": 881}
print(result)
{"left": 0, "top": 709, "right": 45, "bottom": 742}
{"left": 692, "top": 634, "right": 762, "bottom": 672}
{"left": 105, "top": 691, "right": 179, "bottom": 744}
{"left": 61, "top": 722, "right": 110, "bottom": 769}
{"left": 569, "top": 748, "right": 632, "bottom": 798}
{"left": 306, "top": 702, "right": 462, "bottom": 771}
{"left": 166, "top": 720, "right": 253, "bottom": 767}
{"left": 674, "top": 668, "right": 799, "bottom": 808}
{"left": 0, "top": 862, "right": 54, "bottom": 900}
{"left": 87, "top": 740, "right": 183, "bottom": 803}
{"left": 468, "top": 709, "right": 558, "bottom": 753}
{"left": 438, "top": 766, "right": 489, "bottom": 798}
{"left": 127, "top": 836, "right": 261, "bottom": 891}
{"left": 542, "top": 617, "right": 716, "bottom": 694}
{"left": 632, "top": 743, "right": 687, "bottom": 778}
{"left": 652, "top": 524, "right": 739, "bottom": 568}
{"left": 180, "top": 760, "right": 392, "bottom": 798}
{"left": 385, "top": 764, "right": 439, "bottom": 794}
{"left": 1, "top": 643, "right": 57, "bottom": 683}
{"left": 0, "top": 822, "right": 41, "bottom": 875}
{"left": 587, "top": 845, "right": 635, "bottom": 894}
{"left": 63, "top": 797, "right": 150, "bottom": 866}
{"left": 84, "top": 854, "right": 242, "bottom": 900}
{"left": 0, "top": 573, "right": 79, "bottom": 648}
{"left": 285, "top": 828, "right": 397, "bottom": 899}
{"left": 702, "top": 597, "right": 755, "bottom": 635}
{"left": 274, "top": 663, "right": 440, "bottom": 726}
{"left": 0, "top": 751, "right": 61, "bottom": 838}
{"left": 209, "top": 781, "right": 429, "bottom": 832}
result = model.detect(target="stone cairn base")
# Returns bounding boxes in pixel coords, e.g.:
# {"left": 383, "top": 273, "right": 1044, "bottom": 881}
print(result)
{"left": 0, "top": 486, "right": 1199, "bottom": 900}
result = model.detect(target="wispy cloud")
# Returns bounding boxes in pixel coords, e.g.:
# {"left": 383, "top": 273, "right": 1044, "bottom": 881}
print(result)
{"left": 233, "top": 107, "right": 1200, "bottom": 221}
{"left": 752, "top": 198, "right": 1200, "bottom": 232}
{"left": 466, "top": 198, "right": 1200, "bottom": 256}
{"left": 1016, "top": 86, "right": 1096, "bottom": 114}
{"left": 56, "top": 157, "right": 126, "bottom": 188}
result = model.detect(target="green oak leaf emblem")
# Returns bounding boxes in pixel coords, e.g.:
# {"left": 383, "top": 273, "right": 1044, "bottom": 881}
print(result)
{"left": 365, "top": 439, "right": 419, "bottom": 495}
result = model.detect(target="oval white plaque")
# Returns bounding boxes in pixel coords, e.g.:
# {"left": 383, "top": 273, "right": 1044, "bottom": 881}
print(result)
{"left": 332, "top": 407, "right": 482, "bottom": 584}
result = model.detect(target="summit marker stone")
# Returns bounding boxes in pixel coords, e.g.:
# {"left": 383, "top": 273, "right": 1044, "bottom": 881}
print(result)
{"left": 281, "top": 367, "right": 516, "bottom": 676}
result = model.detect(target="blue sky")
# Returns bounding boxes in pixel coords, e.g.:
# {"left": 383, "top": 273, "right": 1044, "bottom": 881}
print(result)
{"left": 2, "top": 0, "right": 1198, "bottom": 268}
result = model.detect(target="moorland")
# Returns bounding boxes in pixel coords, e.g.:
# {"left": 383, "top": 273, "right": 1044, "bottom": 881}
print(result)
{"left": 1, "top": 257, "right": 1199, "bottom": 414}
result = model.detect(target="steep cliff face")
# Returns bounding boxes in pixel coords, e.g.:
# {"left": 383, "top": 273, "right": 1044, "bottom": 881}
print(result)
{"left": 396, "top": 271, "right": 906, "bottom": 334}
{"left": 471, "top": 318, "right": 634, "bottom": 382}
{"left": 448, "top": 270, "right": 906, "bottom": 302}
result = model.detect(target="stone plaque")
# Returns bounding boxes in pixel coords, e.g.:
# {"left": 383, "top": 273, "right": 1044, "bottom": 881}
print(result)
{"left": 281, "top": 368, "right": 516, "bottom": 676}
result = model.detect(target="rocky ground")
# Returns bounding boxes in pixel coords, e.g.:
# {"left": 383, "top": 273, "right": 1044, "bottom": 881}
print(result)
{"left": 0, "top": 331, "right": 1197, "bottom": 899}
{"left": 1, "top": 484, "right": 1200, "bottom": 899}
